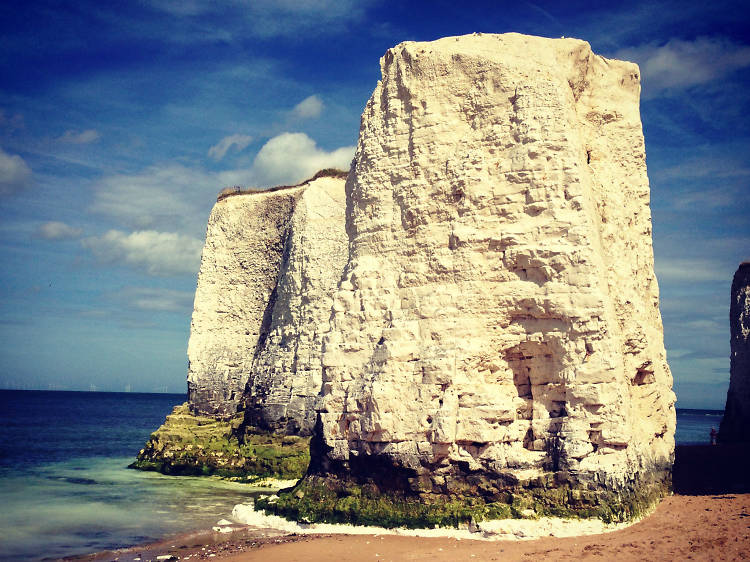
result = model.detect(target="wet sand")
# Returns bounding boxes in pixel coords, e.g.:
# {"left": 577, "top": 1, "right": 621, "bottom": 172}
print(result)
{"left": 71, "top": 445, "right": 750, "bottom": 561}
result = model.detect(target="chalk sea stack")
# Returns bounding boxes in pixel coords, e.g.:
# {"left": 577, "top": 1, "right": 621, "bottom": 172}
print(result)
{"left": 261, "top": 33, "right": 675, "bottom": 524}
{"left": 132, "top": 171, "right": 348, "bottom": 478}
{"left": 719, "top": 262, "right": 750, "bottom": 443}
{"left": 135, "top": 32, "right": 675, "bottom": 522}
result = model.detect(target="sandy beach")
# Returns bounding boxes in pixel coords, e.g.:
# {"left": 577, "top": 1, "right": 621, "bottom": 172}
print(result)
{"left": 74, "top": 445, "right": 750, "bottom": 562}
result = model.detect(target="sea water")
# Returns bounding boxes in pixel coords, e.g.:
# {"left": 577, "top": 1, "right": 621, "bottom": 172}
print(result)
{"left": 674, "top": 408, "right": 724, "bottom": 445}
{"left": 0, "top": 390, "right": 265, "bottom": 561}
{"left": 0, "top": 390, "right": 723, "bottom": 561}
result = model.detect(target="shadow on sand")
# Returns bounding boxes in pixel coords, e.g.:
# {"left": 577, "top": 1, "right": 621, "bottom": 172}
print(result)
{"left": 673, "top": 444, "right": 750, "bottom": 495}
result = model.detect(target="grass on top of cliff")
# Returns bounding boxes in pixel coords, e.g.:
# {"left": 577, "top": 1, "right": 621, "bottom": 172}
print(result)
{"left": 130, "top": 403, "right": 310, "bottom": 481}
{"left": 217, "top": 168, "right": 348, "bottom": 200}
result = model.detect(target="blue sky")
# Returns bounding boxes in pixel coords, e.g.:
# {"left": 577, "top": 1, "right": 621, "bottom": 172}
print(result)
{"left": 0, "top": 0, "right": 747, "bottom": 407}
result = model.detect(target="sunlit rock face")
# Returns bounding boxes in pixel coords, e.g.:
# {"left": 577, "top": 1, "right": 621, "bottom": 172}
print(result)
{"left": 720, "top": 263, "right": 750, "bottom": 443}
{"left": 187, "top": 173, "right": 347, "bottom": 428}
{"left": 310, "top": 33, "right": 675, "bottom": 500}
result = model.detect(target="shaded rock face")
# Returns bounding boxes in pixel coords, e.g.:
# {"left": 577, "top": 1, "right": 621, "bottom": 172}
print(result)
{"left": 312, "top": 33, "right": 675, "bottom": 500}
{"left": 719, "top": 263, "right": 750, "bottom": 443}
{"left": 187, "top": 174, "right": 347, "bottom": 429}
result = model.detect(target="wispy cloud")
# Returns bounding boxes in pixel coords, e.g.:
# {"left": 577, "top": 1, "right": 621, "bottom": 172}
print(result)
{"left": 118, "top": 286, "right": 194, "bottom": 312}
{"left": 82, "top": 230, "right": 203, "bottom": 276}
{"left": 0, "top": 148, "right": 32, "bottom": 196}
{"left": 36, "top": 221, "right": 83, "bottom": 240}
{"left": 615, "top": 37, "right": 750, "bottom": 98}
{"left": 208, "top": 134, "right": 253, "bottom": 161}
{"left": 0, "top": 109, "right": 24, "bottom": 131}
{"left": 655, "top": 258, "right": 729, "bottom": 283}
{"left": 89, "top": 164, "right": 216, "bottom": 233}
{"left": 58, "top": 129, "right": 100, "bottom": 144}
{"left": 145, "top": 0, "right": 374, "bottom": 39}
{"left": 292, "top": 95, "right": 324, "bottom": 119}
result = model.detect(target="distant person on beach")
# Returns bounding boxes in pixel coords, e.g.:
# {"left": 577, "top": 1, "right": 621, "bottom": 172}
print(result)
{"left": 710, "top": 427, "right": 717, "bottom": 445}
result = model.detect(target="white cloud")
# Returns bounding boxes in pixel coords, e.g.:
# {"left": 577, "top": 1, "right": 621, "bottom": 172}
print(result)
{"left": 208, "top": 134, "right": 253, "bottom": 161}
{"left": 36, "top": 221, "right": 83, "bottom": 240}
{"left": 292, "top": 95, "right": 324, "bottom": 119}
{"left": 119, "top": 287, "right": 194, "bottom": 312}
{"left": 615, "top": 37, "right": 750, "bottom": 98}
{"left": 252, "top": 132, "right": 354, "bottom": 186}
{"left": 0, "top": 148, "right": 32, "bottom": 196}
{"left": 58, "top": 129, "right": 100, "bottom": 144}
{"left": 82, "top": 230, "right": 203, "bottom": 276}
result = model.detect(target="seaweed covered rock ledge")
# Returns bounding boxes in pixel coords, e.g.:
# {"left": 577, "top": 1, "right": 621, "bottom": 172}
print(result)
{"left": 130, "top": 403, "right": 310, "bottom": 480}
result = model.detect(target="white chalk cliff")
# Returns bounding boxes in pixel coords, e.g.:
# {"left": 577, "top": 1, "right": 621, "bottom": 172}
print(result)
{"left": 187, "top": 173, "right": 347, "bottom": 431}
{"left": 309, "top": 33, "right": 675, "bottom": 499}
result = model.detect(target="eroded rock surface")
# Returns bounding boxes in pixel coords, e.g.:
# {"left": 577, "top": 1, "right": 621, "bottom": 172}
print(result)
{"left": 305, "top": 33, "right": 674, "bottom": 511}
{"left": 187, "top": 186, "right": 302, "bottom": 418}
{"left": 242, "top": 175, "right": 349, "bottom": 435}
{"left": 719, "top": 263, "right": 750, "bottom": 443}
{"left": 187, "top": 173, "right": 347, "bottom": 424}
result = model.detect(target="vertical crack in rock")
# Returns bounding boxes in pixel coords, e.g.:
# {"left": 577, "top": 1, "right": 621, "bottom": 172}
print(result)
{"left": 294, "top": 32, "right": 675, "bottom": 519}
{"left": 719, "top": 262, "right": 750, "bottom": 443}
{"left": 242, "top": 175, "right": 349, "bottom": 436}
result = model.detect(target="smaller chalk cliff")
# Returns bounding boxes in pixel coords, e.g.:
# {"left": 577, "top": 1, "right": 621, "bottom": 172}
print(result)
{"left": 719, "top": 262, "right": 750, "bottom": 443}
{"left": 261, "top": 32, "right": 675, "bottom": 524}
{"left": 241, "top": 173, "right": 349, "bottom": 435}
{"left": 187, "top": 171, "right": 347, "bottom": 424}
{"left": 186, "top": 184, "right": 301, "bottom": 419}
{"left": 133, "top": 171, "right": 348, "bottom": 478}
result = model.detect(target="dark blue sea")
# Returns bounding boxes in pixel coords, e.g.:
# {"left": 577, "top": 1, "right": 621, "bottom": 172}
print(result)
{"left": 0, "top": 390, "right": 724, "bottom": 561}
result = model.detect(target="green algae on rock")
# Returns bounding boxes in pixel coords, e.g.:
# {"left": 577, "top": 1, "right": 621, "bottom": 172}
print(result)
{"left": 256, "top": 469, "right": 671, "bottom": 528}
{"left": 130, "top": 404, "right": 310, "bottom": 481}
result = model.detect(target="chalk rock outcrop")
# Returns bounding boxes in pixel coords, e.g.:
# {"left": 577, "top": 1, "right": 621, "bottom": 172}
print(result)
{"left": 187, "top": 172, "right": 347, "bottom": 427}
{"left": 242, "top": 174, "right": 349, "bottom": 435}
{"left": 719, "top": 262, "right": 750, "bottom": 443}
{"left": 307, "top": 34, "right": 674, "bottom": 508}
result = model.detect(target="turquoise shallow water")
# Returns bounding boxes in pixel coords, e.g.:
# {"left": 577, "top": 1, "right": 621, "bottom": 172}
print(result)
{"left": 0, "top": 457, "right": 264, "bottom": 561}
{"left": 0, "top": 390, "right": 725, "bottom": 561}
{"left": 0, "top": 390, "right": 266, "bottom": 561}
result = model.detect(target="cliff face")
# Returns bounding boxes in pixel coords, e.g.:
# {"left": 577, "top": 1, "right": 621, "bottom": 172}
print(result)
{"left": 242, "top": 175, "right": 348, "bottom": 435}
{"left": 186, "top": 186, "right": 303, "bottom": 419}
{"left": 133, "top": 173, "right": 347, "bottom": 480}
{"left": 719, "top": 263, "right": 750, "bottom": 443}
{"left": 186, "top": 174, "right": 347, "bottom": 426}
{"left": 305, "top": 33, "right": 674, "bottom": 507}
